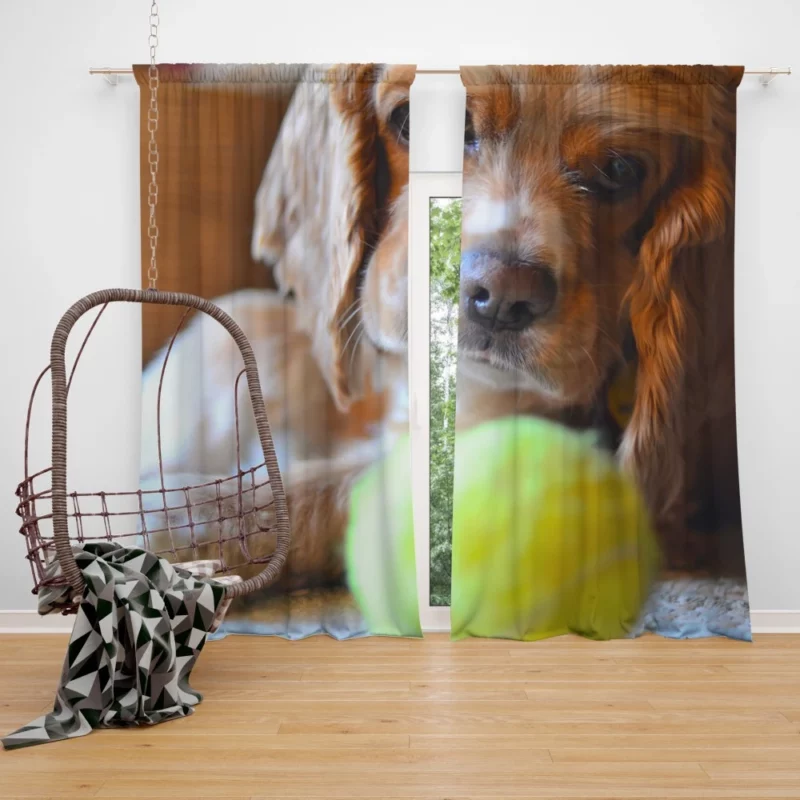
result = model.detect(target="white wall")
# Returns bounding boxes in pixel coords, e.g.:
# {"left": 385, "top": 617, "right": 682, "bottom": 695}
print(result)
{"left": 0, "top": 0, "right": 798, "bottom": 620}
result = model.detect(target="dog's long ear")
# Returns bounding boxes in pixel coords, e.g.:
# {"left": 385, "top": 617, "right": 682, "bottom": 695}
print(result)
{"left": 252, "top": 64, "right": 403, "bottom": 411}
{"left": 620, "top": 76, "right": 739, "bottom": 521}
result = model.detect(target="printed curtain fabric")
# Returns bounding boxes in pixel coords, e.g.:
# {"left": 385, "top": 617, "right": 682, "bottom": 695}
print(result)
{"left": 135, "top": 64, "right": 421, "bottom": 640}
{"left": 450, "top": 66, "right": 751, "bottom": 641}
{"left": 134, "top": 63, "right": 750, "bottom": 645}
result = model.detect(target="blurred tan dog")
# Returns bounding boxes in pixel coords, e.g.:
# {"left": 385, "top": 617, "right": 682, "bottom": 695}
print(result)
{"left": 141, "top": 65, "right": 415, "bottom": 590}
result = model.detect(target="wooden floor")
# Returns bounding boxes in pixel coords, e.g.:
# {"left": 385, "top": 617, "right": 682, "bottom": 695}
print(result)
{"left": 1, "top": 633, "right": 799, "bottom": 798}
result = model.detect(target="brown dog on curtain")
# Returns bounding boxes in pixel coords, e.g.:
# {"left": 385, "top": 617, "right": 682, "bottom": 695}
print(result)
{"left": 245, "top": 63, "right": 415, "bottom": 588}
{"left": 141, "top": 65, "right": 415, "bottom": 591}
{"left": 456, "top": 65, "right": 743, "bottom": 571}
{"left": 251, "top": 64, "right": 413, "bottom": 410}
{"left": 147, "top": 64, "right": 742, "bottom": 587}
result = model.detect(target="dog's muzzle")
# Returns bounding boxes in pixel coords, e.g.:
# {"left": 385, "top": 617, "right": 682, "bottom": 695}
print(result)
{"left": 461, "top": 250, "right": 557, "bottom": 333}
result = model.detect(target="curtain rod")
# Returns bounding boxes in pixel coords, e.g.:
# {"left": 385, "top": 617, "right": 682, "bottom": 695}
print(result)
{"left": 89, "top": 66, "right": 791, "bottom": 86}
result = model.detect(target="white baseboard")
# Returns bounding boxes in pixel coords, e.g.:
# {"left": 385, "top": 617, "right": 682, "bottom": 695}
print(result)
{"left": 1, "top": 609, "right": 798, "bottom": 635}
{"left": 0, "top": 610, "right": 73, "bottom": 634}
{"left": 419, "top": 606, "right": 450, "bottom": 633}
{"left": 749, "top": 610, "right": 800, "bottom": 634}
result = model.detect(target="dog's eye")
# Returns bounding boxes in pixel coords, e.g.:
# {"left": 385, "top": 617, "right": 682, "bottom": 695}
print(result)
{"left": 389, "top": 102, "right": 410, "bottom": 145}
{"left": 590, "top": 155, "right": 646, "bottom": 198}
{"left": 464, "top": 110, "right": 479, "bottom": 153}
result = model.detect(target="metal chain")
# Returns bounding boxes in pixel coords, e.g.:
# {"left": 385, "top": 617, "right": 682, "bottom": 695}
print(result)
{"left": 146, "top": 1, "right": 160, "bottom": 290}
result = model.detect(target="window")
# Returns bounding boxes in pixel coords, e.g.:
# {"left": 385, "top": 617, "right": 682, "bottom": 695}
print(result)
{"left": 408, "top": 172, "right": 462, "bottom": 631}
{"left": 429, "top": 197, "right": 460, "bottom": 607}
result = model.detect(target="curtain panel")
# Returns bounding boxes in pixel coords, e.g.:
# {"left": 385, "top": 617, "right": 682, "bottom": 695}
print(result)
{"left": 136, "top": 64, "right": 421, "bottom": 640}
{"left": 451, "top": 65, "right": 749, "bottom": 641}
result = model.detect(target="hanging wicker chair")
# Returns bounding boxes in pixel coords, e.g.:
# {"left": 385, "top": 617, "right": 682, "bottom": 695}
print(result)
{"left": 15, "top": 288, "right": 291, "bottom": 613}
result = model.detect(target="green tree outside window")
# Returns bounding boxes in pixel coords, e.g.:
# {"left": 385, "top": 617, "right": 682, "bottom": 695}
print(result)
{"left": 429, "top": 198, "right": 461, "bottom": 606}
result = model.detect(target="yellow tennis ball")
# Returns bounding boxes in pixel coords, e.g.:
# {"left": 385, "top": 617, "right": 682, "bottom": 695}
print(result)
{"left": 345, "top": 435, "right": 422, "bottom": 638}
{"left": 451, "top": 416, "right": 660, "bottom": 641}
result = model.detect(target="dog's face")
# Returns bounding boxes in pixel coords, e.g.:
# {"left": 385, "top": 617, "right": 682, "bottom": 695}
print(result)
{"left": 458, "top": 66, "right": 737, "bottom": 413}
{"left": 252, "top": 64, "right": 414, "bottom": 411}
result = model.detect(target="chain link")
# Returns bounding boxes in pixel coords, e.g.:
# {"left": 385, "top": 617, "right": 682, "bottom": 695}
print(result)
{"left": 146, "top": 1, "right": 160, "bottom": 290}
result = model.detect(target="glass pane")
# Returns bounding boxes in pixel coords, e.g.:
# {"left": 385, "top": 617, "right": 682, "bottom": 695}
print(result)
{"left": 429, "top": 197, "right": 461, "bottom": 607}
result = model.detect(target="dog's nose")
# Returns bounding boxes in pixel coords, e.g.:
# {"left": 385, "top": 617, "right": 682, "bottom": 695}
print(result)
{"left": 461, "top": 251, "right": 557, "bottom": 332}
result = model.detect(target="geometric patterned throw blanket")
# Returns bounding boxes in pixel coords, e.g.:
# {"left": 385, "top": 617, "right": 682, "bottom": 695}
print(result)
{"left": 2, "top": 542, "right": 227, "bottom": 750}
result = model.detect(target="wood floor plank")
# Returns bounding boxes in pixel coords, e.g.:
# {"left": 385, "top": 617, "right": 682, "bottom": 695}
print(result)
{"left": 724, "top": 664, "right": 800, "bottom": 675}
{"left": 524, "top": 680, "right": 800, "bottom": 695}
{"left": 0, "top": 633, "right": 798, "bottom": 799}
{"left": 648, "top": 694, "right": 800, "bottom": 710}
{"left": 0, "top": 773, "right": 103, "bottom": 798}
{"left": 701, "top": 761, "right": 800, "bottom": 784}
{"left": 301, "top": 665, "right": 735, "bottom": 680}
{"left": 552, "top": 747, "right": 800, "bottom": 762}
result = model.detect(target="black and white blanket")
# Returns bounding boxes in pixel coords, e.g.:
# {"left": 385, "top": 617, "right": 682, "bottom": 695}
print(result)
{"left": 2, "top": 542, "right": 227, "bottom": 750}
